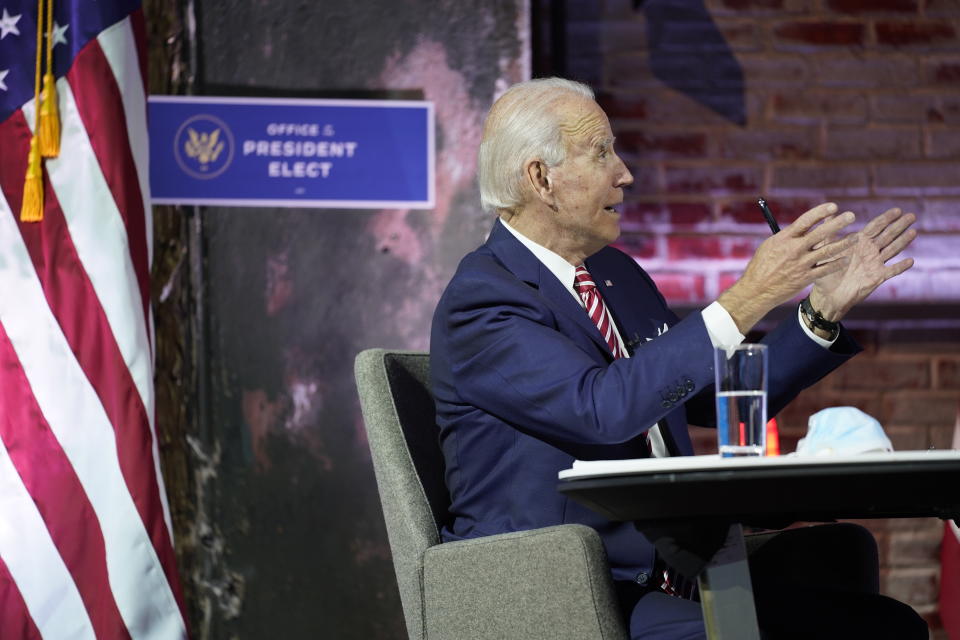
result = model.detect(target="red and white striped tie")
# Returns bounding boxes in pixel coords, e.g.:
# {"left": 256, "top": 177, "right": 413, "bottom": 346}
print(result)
{"left": 574, "top": 265, "right": 626, "bottom": 359}
{"left": 576, "top": 267, "right": 695, "bottom": 600}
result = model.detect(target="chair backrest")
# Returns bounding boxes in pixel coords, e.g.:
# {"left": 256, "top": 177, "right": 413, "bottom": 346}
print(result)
{"left": 354, "top": 349, "right": 450, "bottom": 639}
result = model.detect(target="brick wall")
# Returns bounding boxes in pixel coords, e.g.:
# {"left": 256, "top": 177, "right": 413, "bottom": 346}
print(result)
{"left": 567, "top": 0, "right": 960, "bottom": 305}
{"left": 561, "top": 0, "right": 960, "bottom": 635}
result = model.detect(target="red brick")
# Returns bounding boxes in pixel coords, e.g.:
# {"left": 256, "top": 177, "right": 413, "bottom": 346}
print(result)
{"left": 719, "top": 198, "right": 815, "bottom": 224}
{"left": 885, "top": 425, "right": 929, "bottom": 450}
{"left": 719, "top": 128, "right": 816, "bottom": 160}
{"left": 885, "top": 394, "right": 958, "bottom": 425}
{"left": 665, "top": 165, "right": 762, "bottom": 194}
{"left": 875, "top": 162, "right": 960, "bottom": 193}
{"left": 706, "top": 0, "right": 814, "bottom": 12}
{"left": 624, "top": 162, "right": 660, "bottom": 194}
{"left": 667, "top": 202, "right": 714, "bottom": 225}
{"left": 876, "top": 21, "right": 958, "bottom": 47}
{"left": 647, "top": 271, "right": 707, "bottom": 303}
{"left": 771, "top": 91, "right": 867, "bottom": 125}
{"left": 623, "top": 202, "right": 708, "bottom": 229}
{"left": 831, "top": 357, "right": 930, "bottom": 390}
{"left": 925, "top": 0, "right": 960, "bottom": 15}
{"left": 870, "top": 94, "right": 940, "bottom": 123}
{"left": 716, "top": 0, "right": 784, "bottom": 9}
{"left": 918, "top": 198, "right": 960, "bottom": 231}
{"left": 927, "top": 60, "right": 960, "bottom": 84}
{"left": 772, "top": 164, "right": 870, "bottom": 194}
{"left": 929, "top": 422, "right": 959, "bottom": 448}
{"left": 736, "top": 54, "right": 811, "bottom": 86}
{"left": 611, "top": 233, "right": 658, "bottom": 259}
{"left": 938, "top": 96, "right": 960, "bottom": 125}
{"left": 617, "top": 131, "right": 708, "bottom": 158}
{"left": 773, "top": 21, "right": 865, "bottom": 48}
{"left": 718, "top": 272, "right": 740, "bottom": 293}
{"left": 596, "top": 91, "right": 647, "bottom": 120}
{"left": 824, "top": 127, "right": 921, "bottom": 160}
{"left": 877, "top": 268, "right": 960, "bottom": 300}
{"left": 926, "top": 128, "right": 960, "bottom": 158}
{"left": 887, "top": 524, "right": 944, "bottom": 566}
{"left": 611, "top": 86, "right": 764, "bottom": 125}
{"left": 668, "top": 234, "right": 760, "bottom": 260}
{"left": 815, "top": 55, "right": 918, "bottom": 87}
{"left": 827, "top": 0, "right": 918, "bottom": 12}
{"left": 880, "top": 567, "right": 939, "bottom": 606}
{"left": 936, "top": 359, "right": 960, "bottom": 389}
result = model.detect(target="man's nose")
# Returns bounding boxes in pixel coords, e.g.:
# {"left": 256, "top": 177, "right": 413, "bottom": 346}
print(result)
{"left": 615, "top": 155, "right": 634, "bottom": 188}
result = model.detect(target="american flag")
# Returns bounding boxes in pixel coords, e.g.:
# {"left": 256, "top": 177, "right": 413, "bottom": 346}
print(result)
{"left": 0, "top": 0, "right": 188, "bottom": 637}
{"left": 941, "top": 408, "right": 960, "bottom": 639}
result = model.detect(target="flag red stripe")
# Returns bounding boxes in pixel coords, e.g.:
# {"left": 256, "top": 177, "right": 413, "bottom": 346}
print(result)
{"left": 0, "top": 110, "right": 187, "bottom": 621}
{"left": 130, "top": 9, "right": 149, "bottom": 95}
{"left": 0, "top": 556, "right": 42, "bottom": 640}
{"left": 943, "top": 522, "right": 960, "bottom": 635}
{"left": 66, "top": 38, "right": 151, "bottom": 331}
{"left": 0, "top": 321, "right": 131, "bottom": 639}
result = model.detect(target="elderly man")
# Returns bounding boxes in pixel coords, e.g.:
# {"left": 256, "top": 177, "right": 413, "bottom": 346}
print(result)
{"left": 430, "top": 77, "right": 924, "bottom": 639}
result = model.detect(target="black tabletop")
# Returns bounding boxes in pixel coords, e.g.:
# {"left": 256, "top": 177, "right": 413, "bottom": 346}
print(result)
{"left": 558, "top": 452, "right": 960, "bottom": 526}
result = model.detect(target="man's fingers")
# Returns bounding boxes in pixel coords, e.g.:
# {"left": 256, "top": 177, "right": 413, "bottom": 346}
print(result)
{"left": 788, "top": 202, "right": 840, "bottom": 236}
{"left": 874, "top": 212, "right": 916, "bottom": 250}
{"left": 882, "top": 257, "right": 915, "bottom": 280}
{"left": 879, "top": 228, "right": 917, "bottom": 262}
{"left": 805, "top": 211, "right": 855, "bottom": 248}
{"left": 861, "top": 207, "right": 902, "bottom": 238}
{"left": 809, "top": 231, "right": 857, "bottom": 265}
{"left": 809, "top": 259, "right": 846, "bottom": 281}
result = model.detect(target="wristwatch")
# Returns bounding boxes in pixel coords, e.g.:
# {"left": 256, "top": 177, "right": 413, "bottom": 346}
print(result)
{"left": 800, "top": 296, "right": 840, "bottom": 341}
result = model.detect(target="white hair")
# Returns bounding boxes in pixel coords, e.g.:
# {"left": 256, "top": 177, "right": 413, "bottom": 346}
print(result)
{"left": 478, "top": 77, "right": 595, "bottom": 213}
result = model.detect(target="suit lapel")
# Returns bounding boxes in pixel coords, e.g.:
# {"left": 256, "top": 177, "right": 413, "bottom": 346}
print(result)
{"left": 485, "top": 220, "right": 615, "bottom": 359}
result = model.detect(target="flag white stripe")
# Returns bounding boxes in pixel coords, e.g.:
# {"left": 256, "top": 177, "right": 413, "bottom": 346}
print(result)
{"left": 0, "top": 433, "right": 96, "bottom": 640}
{"left": 97, "top": 17, "right": 153, "bottom": 268}
{"left": 92, "top": 20, "right": 174, "bottom": 541}
{"left": 22, "top": 83, "right": 154, "bottom": 440}
{"left": 0, "top": 179, "right": 185, "bottom": 639}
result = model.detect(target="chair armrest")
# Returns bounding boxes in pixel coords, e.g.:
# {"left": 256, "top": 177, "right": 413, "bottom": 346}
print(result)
{"left": 421, "top": 524, "right": 628, "bottom": 640}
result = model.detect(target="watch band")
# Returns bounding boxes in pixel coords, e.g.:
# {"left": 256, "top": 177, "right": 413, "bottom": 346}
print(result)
{"left": 800, "top": 296, "right": 840, "bottom": 339}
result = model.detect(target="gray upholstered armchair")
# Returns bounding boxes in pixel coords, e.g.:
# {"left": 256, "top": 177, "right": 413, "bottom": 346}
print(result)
{"left": 354, "top": 349, "right": 628, "bottom": 640}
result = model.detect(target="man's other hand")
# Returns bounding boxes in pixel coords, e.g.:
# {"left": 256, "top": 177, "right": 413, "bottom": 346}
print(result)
{"left": 808, "top": 207, "right": 917, "bottom": 322}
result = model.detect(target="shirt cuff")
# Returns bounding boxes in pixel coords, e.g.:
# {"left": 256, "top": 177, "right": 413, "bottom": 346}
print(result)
{"left": 797, "top": 304, "right": 838, "bottom": 349}
{"left": 702, "top": 301, "right": 745, "bottom": 350}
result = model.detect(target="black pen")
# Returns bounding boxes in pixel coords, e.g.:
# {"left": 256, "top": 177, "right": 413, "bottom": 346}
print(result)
{"left": 757, "top": 197, "right": 780, "bottom": 234}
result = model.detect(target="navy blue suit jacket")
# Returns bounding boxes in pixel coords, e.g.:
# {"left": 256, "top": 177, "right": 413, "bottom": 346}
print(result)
{"left": 430, "top": 219, "right": 859, "bottom": 584}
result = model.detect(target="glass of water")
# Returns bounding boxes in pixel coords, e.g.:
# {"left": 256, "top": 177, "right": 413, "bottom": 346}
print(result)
{"left": 714, "top": 344, "right": 768, "bottom": 457}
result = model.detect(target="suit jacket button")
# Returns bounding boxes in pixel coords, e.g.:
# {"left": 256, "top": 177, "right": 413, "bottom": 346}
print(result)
{"left": 668, "top": 391, "right": 678, "bottom": 403}
{"left": 635, "top": 571, "right": 650, "bottom": 586}
{"left": 661, "top": 400, "right": 671, "bottom": 408}
{"left": 676, "top": 384, "right": 687, "bottom": 397}
{"left": 685, "top": 378, "right": 695, "bottom": 392}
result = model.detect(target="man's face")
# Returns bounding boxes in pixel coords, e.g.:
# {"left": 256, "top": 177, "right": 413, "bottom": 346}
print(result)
{"left": 546, "top": 97, "right": 634, "bottom": 258}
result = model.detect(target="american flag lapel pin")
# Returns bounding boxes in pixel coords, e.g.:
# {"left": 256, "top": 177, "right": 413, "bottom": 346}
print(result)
{"left": 604, "top": 279, "right": 614, "bottom": 287}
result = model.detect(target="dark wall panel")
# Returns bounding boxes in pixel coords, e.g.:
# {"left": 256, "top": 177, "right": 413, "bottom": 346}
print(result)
{"left": 187, "top": 2, "right": 528, "bottom": 637}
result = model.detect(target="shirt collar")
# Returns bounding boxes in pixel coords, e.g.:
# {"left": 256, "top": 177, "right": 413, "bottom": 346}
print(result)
{"left": 500, "top": 217, "right": 582, "bottom": 306}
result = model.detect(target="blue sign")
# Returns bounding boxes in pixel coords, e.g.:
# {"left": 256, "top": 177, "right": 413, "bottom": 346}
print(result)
{"left": 148, "top": 96, "right": 434, "bottom": 209}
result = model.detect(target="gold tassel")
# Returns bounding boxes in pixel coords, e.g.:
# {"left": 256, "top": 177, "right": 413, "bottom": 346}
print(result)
{"left": 21, "top": 136, "right": 44, "bottom": 223}
{"left": 38, "top": 73, "right": 60, "bottom": 157}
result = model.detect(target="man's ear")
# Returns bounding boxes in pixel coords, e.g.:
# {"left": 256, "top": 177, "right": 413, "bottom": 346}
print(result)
{"left": 524, "top": 159, "right": 556, "bottom": 209}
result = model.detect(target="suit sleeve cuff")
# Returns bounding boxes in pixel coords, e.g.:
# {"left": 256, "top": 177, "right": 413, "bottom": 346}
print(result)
{"left": 797, "top": 304, "right": 838, "bottom": 349}
{"left": 702, "top": 301, "right": 745, "bottom": 350}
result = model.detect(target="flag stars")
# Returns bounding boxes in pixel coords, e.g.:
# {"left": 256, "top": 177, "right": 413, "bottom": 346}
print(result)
{"left": 52, "top": 21, "right": 68, "bottom": 46}
{"left": 0, "top": 8, "right": 21, "bottom": 39}
{"left": 0, "top": 69, "right": 8, "bottom": 92}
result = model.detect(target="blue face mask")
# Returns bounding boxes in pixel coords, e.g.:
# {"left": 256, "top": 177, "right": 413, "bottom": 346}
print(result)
{"left": 795, "top": 406, "right": 893, "bottom": 457}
